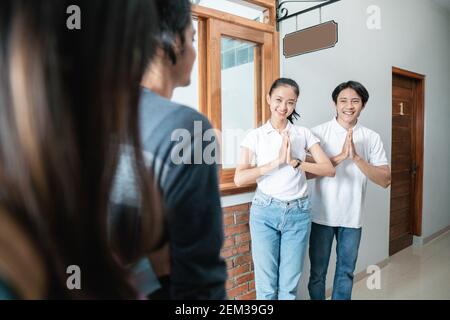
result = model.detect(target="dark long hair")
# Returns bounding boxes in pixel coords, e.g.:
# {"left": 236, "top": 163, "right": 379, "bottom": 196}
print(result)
{"left": 0, "top": 0, "right": 162, "bottom": 298}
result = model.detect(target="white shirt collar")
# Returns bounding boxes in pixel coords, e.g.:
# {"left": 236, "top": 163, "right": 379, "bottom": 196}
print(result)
{"left": 263, "top": 120, "right": 292, "bottom": 134}
{"left": 331, "top": 117, "right": 360, "bottom": 133}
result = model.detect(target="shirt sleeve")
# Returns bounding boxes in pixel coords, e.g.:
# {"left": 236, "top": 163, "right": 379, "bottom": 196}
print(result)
{"left": 240, "top": 129, "right": 257, "bottom": 153}
{"left": 162, "top": 111, "right": 227, "bottom": 300}
{"left": 369, "top": 133, "right": 389, "bottom": 166}
{"left": 304, "top": 127, "right": 320, "bottom": 151}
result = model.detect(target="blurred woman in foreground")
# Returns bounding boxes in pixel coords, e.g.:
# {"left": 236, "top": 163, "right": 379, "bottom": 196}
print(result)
{"left": 0, "top": 0, "right": 162, "bottom": 299}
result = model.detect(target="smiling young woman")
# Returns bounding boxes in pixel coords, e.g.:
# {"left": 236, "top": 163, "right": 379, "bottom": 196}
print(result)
{"left": 234, "top": 78, "right": 334, "bottom": 300}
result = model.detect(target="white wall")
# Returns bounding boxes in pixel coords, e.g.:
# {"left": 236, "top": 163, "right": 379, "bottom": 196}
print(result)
{"left": 278, "top": 0, "right": 450, "bottom": 298}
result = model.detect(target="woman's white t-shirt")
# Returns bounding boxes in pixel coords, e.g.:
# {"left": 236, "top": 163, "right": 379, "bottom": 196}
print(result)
{"left": 240, "top": 120, "right": 319, "bottom": 201}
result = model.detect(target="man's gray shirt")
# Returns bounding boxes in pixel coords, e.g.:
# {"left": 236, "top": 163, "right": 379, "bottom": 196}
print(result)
{"left": 111, "top": 88, "right": 227, "bottom": 299}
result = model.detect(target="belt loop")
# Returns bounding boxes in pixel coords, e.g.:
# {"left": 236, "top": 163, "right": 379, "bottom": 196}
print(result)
{"left": 257, "top": 189, "right": 272, "bottom": 206}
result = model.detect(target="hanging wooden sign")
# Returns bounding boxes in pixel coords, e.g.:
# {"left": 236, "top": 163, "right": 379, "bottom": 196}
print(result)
{"left": 283, "top": 20, "right": 338, "bottom": 58}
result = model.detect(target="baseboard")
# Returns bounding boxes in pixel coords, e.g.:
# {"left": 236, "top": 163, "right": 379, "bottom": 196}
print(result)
{"left": 413, "top": 235, "right": 424, "bottom": 246}
{"left": 422, "top": 225, "right": 450, "bottom": 246}
{"left": 325, "top": 258, "right": 390, "bottom": 299}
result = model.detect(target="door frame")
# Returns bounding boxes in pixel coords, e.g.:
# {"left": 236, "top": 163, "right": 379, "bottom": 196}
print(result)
{"left": 392, "top": 66, "right": 425, "bottom": 236}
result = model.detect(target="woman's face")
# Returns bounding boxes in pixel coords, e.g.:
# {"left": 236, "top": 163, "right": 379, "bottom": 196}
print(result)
{"left": 173, "top": 21, "right": 196, "bottom": 87}
{"left": 267, "top": 85, "right": 298, "bottom": 122}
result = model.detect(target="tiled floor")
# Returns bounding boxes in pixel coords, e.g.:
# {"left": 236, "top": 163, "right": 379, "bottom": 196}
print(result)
{"left": 352, "top": 231, "right": 450, "bottom": 300}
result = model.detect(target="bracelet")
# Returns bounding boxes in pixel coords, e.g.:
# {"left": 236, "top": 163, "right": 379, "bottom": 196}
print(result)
{"left": 294, "top": 158, "right": 302, "bottom": 169}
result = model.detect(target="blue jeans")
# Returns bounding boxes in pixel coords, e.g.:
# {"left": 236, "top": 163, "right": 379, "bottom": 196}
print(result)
{"left": 308, "top": 223, "right": 362, "bottom": 300}
{"left": 250, "top": 190, "right": 311, "bottom": 300}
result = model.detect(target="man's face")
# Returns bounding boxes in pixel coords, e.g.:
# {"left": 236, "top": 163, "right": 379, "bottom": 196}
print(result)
{"left": 335, "top": 88, "right": 365, "bottom": 126}
{"left": 173, "top": 21, "right": 196, "bottom": 87}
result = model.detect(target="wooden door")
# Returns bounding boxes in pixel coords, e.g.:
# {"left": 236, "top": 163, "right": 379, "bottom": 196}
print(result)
{"left": 389, "top": 68, "right": 425, "bottom": 256}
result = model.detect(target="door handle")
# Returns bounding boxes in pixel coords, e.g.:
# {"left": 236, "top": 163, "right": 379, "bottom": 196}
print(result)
{"left": 399, "top": 102, "right": 405, "bottom": 116}
{"left": 411, "top": 163, "right": 419, "bottom": 176}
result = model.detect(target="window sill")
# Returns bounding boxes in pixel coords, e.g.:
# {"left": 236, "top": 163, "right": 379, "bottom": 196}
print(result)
{"left": 220, "top": 182, "right": 256, "bottom": 196}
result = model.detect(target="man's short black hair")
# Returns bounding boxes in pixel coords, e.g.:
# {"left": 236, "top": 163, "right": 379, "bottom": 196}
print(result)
{"left": 154, "top": 0, "right": 192, "bottom": 65}
{"left": 332, "top": 81, "right": 370, "bottom": 106}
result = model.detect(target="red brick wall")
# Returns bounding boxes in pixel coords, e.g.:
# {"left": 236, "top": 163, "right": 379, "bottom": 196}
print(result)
{"left": 222, "top": 203, "right": 256, "bottom": 300}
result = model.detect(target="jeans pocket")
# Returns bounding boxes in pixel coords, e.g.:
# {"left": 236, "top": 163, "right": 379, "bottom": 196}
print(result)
{"left": 252, "top": 195, "right": 271, "bottom": 208}
{"left": 298, "top": 199, "right": 312, "bottom": 216}
{"left": 305, "top": 199, "right": 312, "bottom": 212}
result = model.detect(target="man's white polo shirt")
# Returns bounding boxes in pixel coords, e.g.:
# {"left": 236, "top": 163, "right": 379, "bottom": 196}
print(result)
{"left": 309, "top": 118, "right": 389, "bottom": 228}
{"left": 241, "top": 120, "right": 319, "bottom": 201}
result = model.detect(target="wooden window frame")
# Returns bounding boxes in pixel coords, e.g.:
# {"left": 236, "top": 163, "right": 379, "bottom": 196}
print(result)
{"left": 192, "top": 1, "right": 280, "bottom": 196}
{"left": 193, "top": 1, "right": 276, "bottom": 30}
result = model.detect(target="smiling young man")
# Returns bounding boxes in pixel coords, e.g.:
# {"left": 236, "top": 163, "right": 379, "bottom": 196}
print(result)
{"left": 307, "top": 81, "right": 391, "bottom": 300}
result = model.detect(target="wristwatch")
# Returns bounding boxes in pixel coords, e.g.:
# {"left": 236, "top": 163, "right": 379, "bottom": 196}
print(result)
{"left": 293, "top": 158, "right": 302, "bottom": 169}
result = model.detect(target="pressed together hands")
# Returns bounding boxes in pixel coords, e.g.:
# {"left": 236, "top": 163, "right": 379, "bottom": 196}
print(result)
{"left": 329, "top": 128, "right": 360, "bottom": 167}
{"left": 277, "top": 129, "right": 358, "bottom": 170}
{"left": 276, "top": 131, "right": 296, "bottom": 167}
{"left": 234, "top": 130, "right": 335, "bottom": 188}
{"left": 301, "top": 128, "right": 391, "bottom": 188}
{"left": 235, "top": 128, "right": 390, "bottom": 188}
